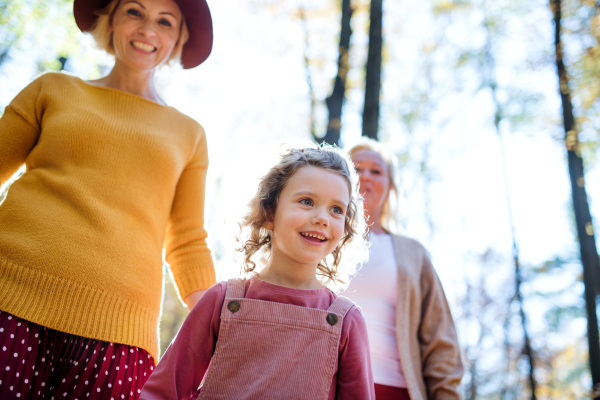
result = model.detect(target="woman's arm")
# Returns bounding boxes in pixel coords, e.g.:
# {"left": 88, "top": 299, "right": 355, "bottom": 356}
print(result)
{"left": 336, "top": 306, "right": 376, "bottom": 400}
{"left": 184, "top": 289, "right": 207, "bottom": 310}
{"left": 139, "top": 282, "right": 224, "bottom": 399}
{"left": 418, "top": 257, "right": 464, "bottom": 399}
{"left": 0, "top": 76, "right": 44, "bottom": 185}
{"left": 164, "top": 127, "right": 216, "bottom": 303}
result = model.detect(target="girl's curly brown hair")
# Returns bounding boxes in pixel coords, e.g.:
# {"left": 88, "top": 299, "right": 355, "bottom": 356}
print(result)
{"left": 237, "top": 145, "right": 369, "bottom": 291}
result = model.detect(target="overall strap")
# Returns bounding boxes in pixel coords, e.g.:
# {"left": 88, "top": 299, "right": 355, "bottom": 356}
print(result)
{"left": 326, "top": 295, "right": 355, "bottom": 318}
{"left": 225, "top": 278, "right": 246, "bottom": 299}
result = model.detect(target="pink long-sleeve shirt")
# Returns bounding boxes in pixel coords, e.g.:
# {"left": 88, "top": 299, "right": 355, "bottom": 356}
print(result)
{"left": 140, "top": 277, "right": 374, "bottom": 399}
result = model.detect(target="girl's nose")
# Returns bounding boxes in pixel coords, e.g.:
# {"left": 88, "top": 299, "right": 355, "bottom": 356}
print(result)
{"left": 311, "top": 211, "right": 329, "bottom": 227}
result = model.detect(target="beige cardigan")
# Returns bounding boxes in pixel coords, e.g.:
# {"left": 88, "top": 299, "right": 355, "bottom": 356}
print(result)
{"left": 391, "top": 234, "right": 464, "bottom": 400}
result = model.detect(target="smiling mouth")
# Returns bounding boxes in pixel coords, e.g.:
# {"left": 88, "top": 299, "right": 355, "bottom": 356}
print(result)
{"left": 300, "top": 232, "right": 327, "bottom": 243}
{"left": 131, "top": 41, "right": 156, "bottom": 52}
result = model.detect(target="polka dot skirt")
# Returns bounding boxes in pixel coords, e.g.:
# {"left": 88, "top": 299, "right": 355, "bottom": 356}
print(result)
{"left": 0, "top": 311, "right": 155, "bottom": 399}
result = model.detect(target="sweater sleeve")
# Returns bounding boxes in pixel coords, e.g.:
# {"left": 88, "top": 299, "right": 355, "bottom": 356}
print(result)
{"left": 164, "top": 125, "right": 216, "bottom": 301}
{"left": 335, "top": 306, "right": 376, "bottom": 400}
{"left": 0, "top": 75, "right": 44, "bottom": 185}
{"left": 139, "top": 282, "right": 225, "bottom": 400}
{"left": 418, "top": 255, "right": 464, "bottom": 400}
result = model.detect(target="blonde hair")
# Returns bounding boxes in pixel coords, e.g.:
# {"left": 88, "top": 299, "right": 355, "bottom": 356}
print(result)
{"left": 347, "top": 138, "right": 400, "bottom": 234}
{"left": 237, "top": 145, "right": 369, "bottom": 292}
{"left": 90, "top": 0, "right": 189, "bottom": 66}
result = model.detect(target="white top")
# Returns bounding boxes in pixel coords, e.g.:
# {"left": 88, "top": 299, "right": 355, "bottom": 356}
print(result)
{"left": 343, "top": 232, "right": 406, "bottom": 388}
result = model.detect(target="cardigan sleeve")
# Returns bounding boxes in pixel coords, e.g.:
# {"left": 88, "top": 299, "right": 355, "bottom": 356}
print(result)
{"left": 0, "top": 75, "right": 44, "bottom": 185}
{"left": 418, "top": 254, "right": 464, "bottom": 399}
{"left": 139, "top": 282, "right": 225, "bottom": 399}
{"left": 164, "top": 125, "right": 216, "bottom": 301}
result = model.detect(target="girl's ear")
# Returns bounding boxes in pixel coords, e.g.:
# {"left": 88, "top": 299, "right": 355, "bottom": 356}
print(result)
{"left": 264, "top": 206, "right": 274, "bottom": 231}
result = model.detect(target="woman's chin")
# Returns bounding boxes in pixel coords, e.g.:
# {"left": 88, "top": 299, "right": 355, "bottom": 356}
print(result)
{"left": 117, "top": 54, "right": 164, "bottom": 73}
{"left": 130, "top": 60, "right": 161, "bottom": 72}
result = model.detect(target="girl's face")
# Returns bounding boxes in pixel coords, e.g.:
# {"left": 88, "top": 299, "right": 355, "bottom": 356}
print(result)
{"left": 267, "top": 167, "right": 349, "bottom": 268}
{"left": 110, "top": 0, "right": 182, "bottom": 72}
{"left": 351, "top": 149, "right": 390, "bottom": 218}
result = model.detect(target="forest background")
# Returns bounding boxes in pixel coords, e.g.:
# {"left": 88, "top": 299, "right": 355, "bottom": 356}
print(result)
{"left": 1, "top": 0, "right": 600, "bottom": 398}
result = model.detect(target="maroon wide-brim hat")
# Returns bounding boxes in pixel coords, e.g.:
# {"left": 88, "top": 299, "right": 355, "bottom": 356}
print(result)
{"left": 74, "top": 0, "right": 213, "bottom": 69}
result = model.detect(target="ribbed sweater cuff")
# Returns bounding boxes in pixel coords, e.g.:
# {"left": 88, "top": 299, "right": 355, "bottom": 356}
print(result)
{"left": 170, "top": 258, "right": 216, "bottom": 301}
{"left": 0, "top": 256, "right": 160, "bottom": 363}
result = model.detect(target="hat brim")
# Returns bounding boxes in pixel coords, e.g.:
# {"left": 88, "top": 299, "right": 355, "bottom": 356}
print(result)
{"left": 73, "top": 0, "right": 213, "bottom": 69}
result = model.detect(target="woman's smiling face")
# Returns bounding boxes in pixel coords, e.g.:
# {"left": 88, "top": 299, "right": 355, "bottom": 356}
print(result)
{"left": 267, "top": 166, "right": 350, "bottom": 268}
{"left": 110, "top": 0, "right": 182, "bottom": 71}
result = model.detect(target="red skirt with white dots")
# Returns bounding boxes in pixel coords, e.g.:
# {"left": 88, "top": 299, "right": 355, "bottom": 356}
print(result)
{"left": 0, "top": 310, "right": 155, "bottom": 399}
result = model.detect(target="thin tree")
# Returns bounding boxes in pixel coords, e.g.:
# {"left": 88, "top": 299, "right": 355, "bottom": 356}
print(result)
{"left": 361, "top": 0, "right": 382, "bottom": 140}
{"left": 322, "top": 0, "right": 353, "bottom": 145}
{"left": 479, "top": 11, "right": 538, "bottom": 398}
{"left": 551, "top": 0, "right": 600, "bottom": 397}
{"left": 298, "top": 6, "right": 317, "bottom": 140}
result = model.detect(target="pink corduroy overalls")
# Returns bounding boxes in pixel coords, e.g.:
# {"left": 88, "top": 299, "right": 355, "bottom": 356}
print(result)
{"left": 197, "top": 278, "right": 355, "bottom": 400}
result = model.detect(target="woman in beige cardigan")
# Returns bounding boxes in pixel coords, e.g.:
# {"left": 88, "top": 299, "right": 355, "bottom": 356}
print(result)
{"left": 345, "top": 139, "right": 463, "bottom": 400}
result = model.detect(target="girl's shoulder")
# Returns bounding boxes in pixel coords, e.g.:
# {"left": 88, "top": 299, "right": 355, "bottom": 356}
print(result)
{"left": 203, "top": 281, "right": 228, "bottom": 304}
{"left": 336, "top": 295, "right": 362, "bottom": 319}
{"left": 338, "top": 300, "right": 369, "bottom": 350}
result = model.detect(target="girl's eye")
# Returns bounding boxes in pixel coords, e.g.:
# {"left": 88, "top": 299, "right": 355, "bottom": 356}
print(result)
{"left": 299, "top": 198, "right": 313, "bottom": 206}
{"left": 330, "top": 206, "right": 343, "bottom": 215}
{"left": 127, "top": 8, "right": 142, "bottom": 17}
{"left": 159, "top": 19, "right": 172, "bottom": 27}
{"left": 371, "top": 169, "right": 382, "bottom": 175}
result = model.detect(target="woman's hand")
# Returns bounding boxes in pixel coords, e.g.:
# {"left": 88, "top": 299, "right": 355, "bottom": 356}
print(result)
{"left": 184, "top": 289, "right": 207, "bottom": 310}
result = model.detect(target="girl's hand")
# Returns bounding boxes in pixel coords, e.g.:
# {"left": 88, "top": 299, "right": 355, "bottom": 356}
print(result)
{"left": 184, "top": 289, "right": 207, "bottom": 310}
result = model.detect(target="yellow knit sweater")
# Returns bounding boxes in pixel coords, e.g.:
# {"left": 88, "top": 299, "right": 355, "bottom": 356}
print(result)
{"left": 0, "top": 72, "right": 216, "bottom": 362}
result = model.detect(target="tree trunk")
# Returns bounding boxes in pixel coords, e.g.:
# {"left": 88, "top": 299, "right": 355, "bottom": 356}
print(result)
{"left": 513, "top": 254, "right": 537, "bottom": 400}
{"left": 481, "top": 11, "right": 538, "bottom": 397}
{"left": 497, "top": 104, "right": 538, "bottom": 400}
{"left": 361, "top": 0, "right": 382, "bottom": 140}
{"left": 298, "top": 7, "right": 317, "bottom": 140}
{"left": 551, "top": 0, "right": 600, "bottom": 397}
{"left": 495, "top": 98, "right": 537, "bottom": 400}
{"left": 59, "top": 56, "right": 67, "bottom": 71}
{"left": 323, "top": 0, "right": 353, "bottom": 146}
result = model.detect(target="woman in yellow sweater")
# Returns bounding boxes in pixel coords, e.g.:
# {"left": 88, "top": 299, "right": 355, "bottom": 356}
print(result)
{"left": 0, "top": 0, "right": 215, "bottom": 398}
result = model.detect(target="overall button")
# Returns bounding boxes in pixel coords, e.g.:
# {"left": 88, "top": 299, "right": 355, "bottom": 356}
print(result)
{"left": 228, "top": 300, "right": 241, "bottom": 313}
{"left": 326, "top": 313, "right": 338, "bottom": 326}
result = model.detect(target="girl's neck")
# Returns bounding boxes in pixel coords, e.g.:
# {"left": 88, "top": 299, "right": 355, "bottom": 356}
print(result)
{"left": 88, "top": 62, "right": 164, "bottom": 105}
{"left": 258, "top": 255, "right": 323, "bottom": 290}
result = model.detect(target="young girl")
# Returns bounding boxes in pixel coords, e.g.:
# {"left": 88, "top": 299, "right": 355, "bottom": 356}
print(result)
{"left": 140, "top": 147, "right": 375, "bottom": 399}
